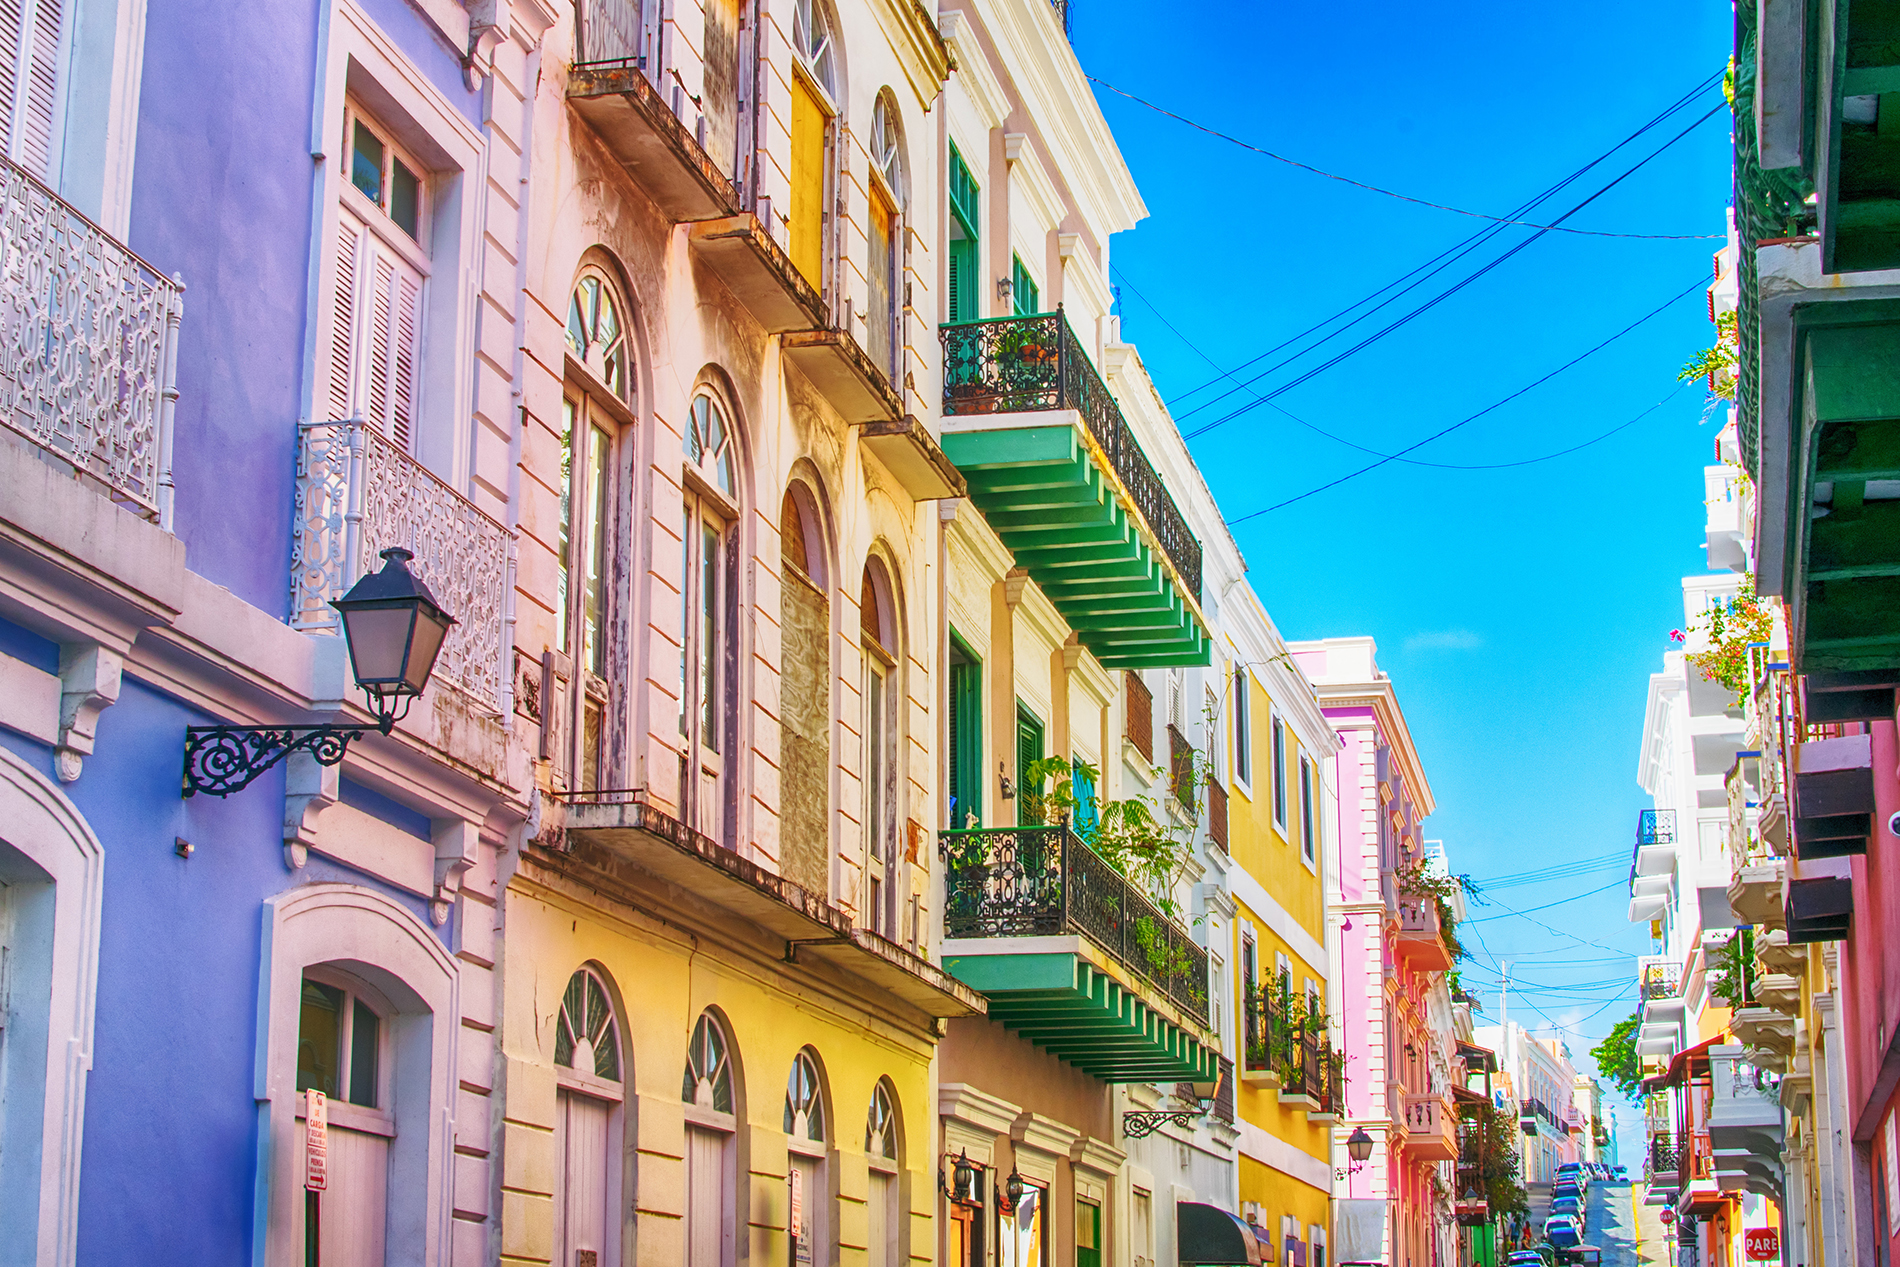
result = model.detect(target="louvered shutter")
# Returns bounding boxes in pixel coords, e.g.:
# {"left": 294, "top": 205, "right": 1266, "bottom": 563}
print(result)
{"left": 361, "top": 242, "right": 422, "bottom": 452}
{"left": 1, "top": 0, "right": 65, "bottom": 181}
{"left": 326, "top": 209, "right": 365, "bottom": 423}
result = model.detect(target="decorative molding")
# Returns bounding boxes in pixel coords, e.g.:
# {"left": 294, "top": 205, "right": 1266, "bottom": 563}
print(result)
{"left": 938, "top": 12, "right": 1007, "bottom": 132}
{"left": 1011, "top": 1111, "right": 1081, "bottom": 1185}
{"left": 1003, "top": 133, "right": 1064, "bottom": 238}
{"left": 55, "top": 644, "right": 122, "bottom": 782}
{"left": 0, "top": 746, "right": 105, "bottom": 1267}
{"left": 282, "top": 750, "right": 341, "bottom": 868}
{"left": 431, "top": 818, "right": 481, "bottom": 924}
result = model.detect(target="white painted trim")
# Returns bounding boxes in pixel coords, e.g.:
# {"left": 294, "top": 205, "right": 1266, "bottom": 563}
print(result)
{"left": 56, "top": 0, "right": 148, "bottom": 235}
{"left": 251, "top": 884, "right": 460, "bottom": 1267}
{"left": 938, "top": 14, "right": 1006, "bottom": 132}
{"left": 1227, "top": 865, "right": 1325, "bottom": 974}
{"left": 0, "top": 747, "right": 105, "bottom": 1267}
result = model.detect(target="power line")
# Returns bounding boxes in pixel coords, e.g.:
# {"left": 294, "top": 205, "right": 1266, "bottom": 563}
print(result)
{"left": 1182, "top": 103, "right": 1724, "bottom": 440}
{"left": 1158, "top": 71, "right": 1724, "bottom": 414}
{"left": 1228, "top": 276, "right": 1709, "bottom": 522}
{"left": 1465, "top": 879, "right": 1628, "bottom": 925}
{"left": 1087, "top": 74, "right": 1724, "bottom": 240}
{"left": 1260, "top": 385, "right": 1686, "bottom": 473}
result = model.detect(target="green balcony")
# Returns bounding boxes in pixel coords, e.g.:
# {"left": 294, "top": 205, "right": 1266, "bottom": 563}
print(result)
{"left": 939, "top": 825, "right": 1217, "bottom": 1082}
{"left": 940, "top": 313, "right": 1210, "bottom": 670}
{"left": 1819, "top": 1, "right": 1900, "bottom": 272}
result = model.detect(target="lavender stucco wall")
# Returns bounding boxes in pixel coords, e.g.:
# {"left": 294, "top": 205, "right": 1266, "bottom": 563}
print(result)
{"left": 127, "top": 0, "right": 479, "bottom": 616}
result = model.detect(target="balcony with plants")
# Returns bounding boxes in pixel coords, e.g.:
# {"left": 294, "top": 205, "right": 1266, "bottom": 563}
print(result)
{"left": 1240, "top": 973, "right": 1340, "bottom": 1119}
{"left": 1, "top": 154, "right": 185, "bottom": 531}
{"left": 939, "top": 758, "right": 1216, "bottom": 1083}
{"left": 1391, "top": 861, "right": 1467, "bottom": 974}
{"left": 938, "top": 311, "right": 1209, "bottom": 670}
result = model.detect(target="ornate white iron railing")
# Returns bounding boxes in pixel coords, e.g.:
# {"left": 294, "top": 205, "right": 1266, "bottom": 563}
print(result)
{"left": 291, "top": 418, "right": 511, "bottom": 711}
{"left": 0, "top": 154, "right": 184, "bottom": 525}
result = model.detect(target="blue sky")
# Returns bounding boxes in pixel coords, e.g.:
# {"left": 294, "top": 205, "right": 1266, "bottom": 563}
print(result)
{"left": 1072, "top": 0, "right": 1732, "bottom": 1162}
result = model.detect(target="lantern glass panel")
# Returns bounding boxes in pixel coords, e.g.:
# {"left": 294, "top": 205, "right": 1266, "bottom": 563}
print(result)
{"left": 403, "top": 607, "right": 452, "bottom": 692}
{"left": 343, "top": 605, "right": 418, "bottom": 685}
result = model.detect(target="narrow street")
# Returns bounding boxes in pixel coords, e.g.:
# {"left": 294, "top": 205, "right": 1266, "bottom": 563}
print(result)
{"left": 1517, "top": 1180, "right": 1665, "bottom": 1267}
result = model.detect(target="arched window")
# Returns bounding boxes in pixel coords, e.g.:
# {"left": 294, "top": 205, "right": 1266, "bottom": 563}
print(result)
{"left": 779, "top": 482, "right": 832, "bottom": 896}
{"left": 866, "top": 93, "right": 905, "bottom": 381}
{"left": 556, "top": 267, "right": 636, "bottom": 791}
{"left": 556, "top": 967, "right": 622, "bottom": 1082}
{"left": 784, "top": 1050, "right": 830, "bottom": 1267}
{"left": 554, "top": 967, "right": 625, "bottom": 1267}
{"left": 683, "top": 1012, "right": 738, "bottom": 1267}
{"left": 566, "top": 270, "right": 633, "bottom": 403}
{"left": 788, "top": 0, "right": 839, "bottom": 289}
{"left": 682, "top": 390, "right": 740, "bottom": 842}
{"left": 860, "top": 558, "right": 901, "bottom": 941}
{"left": 866, "top": 1081, "right": 901, "bottom": 1267}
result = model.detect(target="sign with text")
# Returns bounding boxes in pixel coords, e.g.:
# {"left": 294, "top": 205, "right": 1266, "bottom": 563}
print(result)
{"left": 789, "top": 1167, "right": 809, "bottom": 1267}
{"left": 304, "top": 1089, "right": 329, "bottom": 1192}
{"left": 1744, "top": 1229, "right": 1780, "bottom": 1261}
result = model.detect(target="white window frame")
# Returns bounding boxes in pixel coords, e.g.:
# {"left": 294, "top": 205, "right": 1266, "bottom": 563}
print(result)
{"left": 1230, "top": 666, "right": 1251, "bottom": 794}
{"left": 553, "top": 966, "right": 627, "bottom": 1267}
{"left": 256, "top": 883, "right": 458, "bottom": 1267}
{"left": 0, "top": 747, "right": 105, "bottom": 1265}
{"left": 685, "top": 1011, "right": 740, "bottom": 1267}
{"left": 1299, "top": 753, "right": 1317, "bottom": 870}
{"left": 308, "top": 0, "right": 484, "bottom": 486}
{"left": 1270, "top": 713, "right": 1288, "bottom": 832}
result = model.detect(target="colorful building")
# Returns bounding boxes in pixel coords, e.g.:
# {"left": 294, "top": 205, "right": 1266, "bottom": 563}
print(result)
{"left": 1297, "top": 638, "right": 1459, "bottom": 1267}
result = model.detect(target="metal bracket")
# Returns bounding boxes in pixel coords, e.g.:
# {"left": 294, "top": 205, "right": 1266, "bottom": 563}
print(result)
{"left": 182, "top": 724, "right": 367, "bottom": 798}
{"left": 1121, "top": 1109, "right": 1203, "bottom": 1140}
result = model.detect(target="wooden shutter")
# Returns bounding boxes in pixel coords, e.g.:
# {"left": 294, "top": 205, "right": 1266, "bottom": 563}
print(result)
{"left": 789, "top": 74, "right": 826, "bottom": 287}
{"left": 1, "top": 0, "right": 64, "bottom": 181}
{"left": 362, "top": 239, "right": 422, "bottom": 451}
{"left": 326, "top": 208, "right": 366, "bottom": 422}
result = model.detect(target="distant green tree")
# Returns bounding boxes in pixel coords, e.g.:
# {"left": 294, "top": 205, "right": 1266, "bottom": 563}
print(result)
{"left": 1590, "top": 1010, "right": 1646, "bottom": 1101}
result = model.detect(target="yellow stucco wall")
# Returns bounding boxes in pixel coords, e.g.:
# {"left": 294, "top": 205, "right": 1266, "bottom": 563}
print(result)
{"left": 497, "top": 876, "right": 939, "bottom": 1267}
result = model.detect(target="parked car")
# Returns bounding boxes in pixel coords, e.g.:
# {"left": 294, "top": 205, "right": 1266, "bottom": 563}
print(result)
{"left": 1508, "top": 1253, "right": 1551, "bottom": 1267}
{"left": 1550, "top": 1197, "right": 1584, "bottom": 1225}
{"left": 1552, "top": 1183, "right": 1582, "bottom": 1203}
{"left": 1546, "top": 1216, "right": 1584, "bottom": 1248}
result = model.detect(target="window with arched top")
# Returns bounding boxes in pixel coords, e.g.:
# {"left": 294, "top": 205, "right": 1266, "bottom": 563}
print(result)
{"left": 566, "top": 271, "right": 632, "bottom": 403}
{"left": 553, "top": 967, "right": 625, "bottom": 1267}
{"left": 788, "top": 0, "right": 839, "bottom": 291}
{"left": 556, "top": 266, "right": 636, "bottom": 792}
{"left": 860, "top": 558, "right": 901, "bottom": 941}
{"left": 683, "top": 1011, "right": 738, "bottom": 1267}
{"left": 866, "top": 1081, "right": 901, "bottom": 1267}
{"left": 865, "top": 93, "right": 904, "bottom": 382}
{"left": 779, "top": 483, "right": 833, "bottom": 897}
{"left": 556, "top": 967, "right": 622, "bottom": 1082}
{"left": 682, "top": 390, "right": 740, "bottom": 843}
{"left": 785, "top": 1051, "right": 831, "bottom": 1267}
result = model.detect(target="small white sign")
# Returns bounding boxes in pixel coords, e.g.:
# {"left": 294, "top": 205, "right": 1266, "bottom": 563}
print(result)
{"left": 304, "top": 1089, "right": 329, "bottom": 1192}
{"left": 789, "top": 1168, "right": 808, "bottom": 1266}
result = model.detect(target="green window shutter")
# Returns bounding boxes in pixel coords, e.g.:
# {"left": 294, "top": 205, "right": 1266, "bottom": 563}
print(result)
{"left": 1012, "top": 255, "right": 1038, "bottom": 316}
{"left": 948, "top": 644, "right": 983, "bottom": 827}
{"left": 948, "top": 144, "right": 980, "bottom": 237}
{"left": 948, "top": 237, "right": 977, "bottom": 323}
{"left": 1015, "top": 705, "right": 1043, "bottom": 816}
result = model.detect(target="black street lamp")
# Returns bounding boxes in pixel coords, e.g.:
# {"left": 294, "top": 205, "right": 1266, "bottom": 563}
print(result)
{"left": 183, "top": 549, "right": 457, "bottom": 797}
{"left": 1335, "top": 1126, "right": 1376, "bottom": 1180}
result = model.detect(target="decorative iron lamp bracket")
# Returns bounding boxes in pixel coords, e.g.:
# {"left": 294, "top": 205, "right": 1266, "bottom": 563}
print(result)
{"left": 1121, "top": 1107, "right": 1205, "bottom": 1140}
{"left": 181, "top": 548, "right": 455, "bottom": 799}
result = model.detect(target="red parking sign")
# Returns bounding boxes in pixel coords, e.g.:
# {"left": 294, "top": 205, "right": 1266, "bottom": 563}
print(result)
{"left": 1744, "top": 1229, "right": 1780, "bottom": 1261}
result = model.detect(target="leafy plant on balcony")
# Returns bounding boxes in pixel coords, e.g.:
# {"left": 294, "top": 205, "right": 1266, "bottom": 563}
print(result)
{"left": 1677, "top": 310, "right": 1739, "bottom": 402}
{"left": 1588, "top": 1009, "right": 1645, "bottom": 1101}
{"left": 1018, "top": 755, "right": 1199, "bottom": 922}
{"left": 1393, "top": 861, "right": 1475, "bottom": 964}
{"left": 1134, "top": 915, "right": 1192, "bottom": 983}
{"left": 1679, "top": 581, "right": 1775, "bottom": 704}
{"left": 1709, "top": 927, "right": 1758, "bottom": 1009}
{"left": 1471, "top": 1101, "right": 1529, "bottom": 1217}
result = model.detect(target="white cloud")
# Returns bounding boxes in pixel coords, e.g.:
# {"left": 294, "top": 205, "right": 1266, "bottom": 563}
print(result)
{"left": 1402, "top": 628, "right": 1485, "bottom": 653}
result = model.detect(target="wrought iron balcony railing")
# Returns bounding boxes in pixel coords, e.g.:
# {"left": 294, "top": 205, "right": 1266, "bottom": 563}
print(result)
{"left": 1, "top": 154, "right": 184, "bottom": 526}
{"left": 1641, "top": 956, "right": 1684, "bottom": 1003}
{"left": 941, "top": 311, "right": 1202, "bottom": 599}
{"left": 1649, "top": 1131, "right": 1681, "bottom": 1178}
{"left": 291, "top": 418, "right": 512, "bottom": 711}
{"left": 1638, "top": 808, "right": 1677, "bottom": 846}
{"left": 1242, "top": 980, "right": 1285, "bottom": 1077}
{"left": 940, "top": 824, "right": 1209, "bottom": 1023}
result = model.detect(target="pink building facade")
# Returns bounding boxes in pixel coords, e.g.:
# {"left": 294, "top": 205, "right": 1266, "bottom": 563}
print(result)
{"left": 1294, "top": 638, "right": 1457, "bottom": 1267}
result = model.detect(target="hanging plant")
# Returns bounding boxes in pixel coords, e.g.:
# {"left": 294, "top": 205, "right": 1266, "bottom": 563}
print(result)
{"left": 1681, "top": 581, "right": 1775, "bottom": 704}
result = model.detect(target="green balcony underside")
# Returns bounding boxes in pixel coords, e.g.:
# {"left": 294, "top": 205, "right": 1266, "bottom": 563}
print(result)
{"left": 943, "top": 951, "right": 1217, "bottom": 1082}
{"left": 1795, "top": 321, "right": 1900, "bottom": 670}
{"left": 942, "top": 426, "right": 1210, "bottom": 669}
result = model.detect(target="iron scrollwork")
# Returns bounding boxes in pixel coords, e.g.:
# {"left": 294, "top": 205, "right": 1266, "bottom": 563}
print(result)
{"left": 1121, "top": 1109, "right": 1203, "bottom": 1140}
{"left": 182, "top": 723, "right": 367, "bottom": 798}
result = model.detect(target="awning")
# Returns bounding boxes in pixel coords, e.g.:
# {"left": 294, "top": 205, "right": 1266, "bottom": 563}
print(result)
{"left": 1451, "top": 1084, "right": 1490, "bottom": 1107}
{"left": 1177, "top": 1203, "right": 1263, "bottom": 1266}
{"left": 1644, "top": 1033, "right": 1725, "bottom": 1090}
